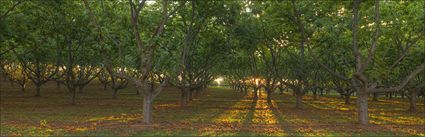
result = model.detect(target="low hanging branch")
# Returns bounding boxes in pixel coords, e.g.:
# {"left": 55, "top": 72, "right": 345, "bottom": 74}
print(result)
{"left": 369, "top": 61, "right": 425, "bottom": 93}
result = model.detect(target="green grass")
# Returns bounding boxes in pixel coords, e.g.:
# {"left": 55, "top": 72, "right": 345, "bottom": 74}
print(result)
{"left": 1, "top": 81, "right": 424, "bottom": 136}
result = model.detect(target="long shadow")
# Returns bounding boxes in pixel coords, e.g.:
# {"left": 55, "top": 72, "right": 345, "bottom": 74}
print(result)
{"left": 234, "top": 98, "right": 257, "bottom": 136}
{"left": 155, "top": 88, "right": 248, "bottom": 124}
{"left": 269, "top": 101, "right": 290, "bottom": 134}
{"left": 297, "top": 95, "right": 420, "bottom": 136}
{"left": 175, "top": 88, "right": 254, "bottom": 136}
{"left": 271, "top": 94, "right": 338, "bottom": 136}
{"left": 303, "top": 94, "right": 423, "bottom": 126}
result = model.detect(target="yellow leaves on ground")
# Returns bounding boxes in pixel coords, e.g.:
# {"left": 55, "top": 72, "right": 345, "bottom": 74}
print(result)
{"left": 211, "top": 101, "right": 250, "bottom": 123}
{"left": 87, "top": 113, "right": 142, "bottom": 123}
{"left": 1, "top": 85, "right": 424, "bottom": 136}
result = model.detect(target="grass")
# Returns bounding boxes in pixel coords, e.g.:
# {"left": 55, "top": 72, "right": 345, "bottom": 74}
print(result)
{"left": 1, "top": 80, "right": 424, "bottom": 136}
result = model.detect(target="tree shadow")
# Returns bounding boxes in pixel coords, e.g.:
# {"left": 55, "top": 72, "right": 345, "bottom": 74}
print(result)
{"left": 234, "top": 98, "right": 257, "bottom": 136}
{"left": 153, "top": 88, "right": 249, "bottom": 125}
{"left": 268, "top": 101, "right": 290, "bottom": 132}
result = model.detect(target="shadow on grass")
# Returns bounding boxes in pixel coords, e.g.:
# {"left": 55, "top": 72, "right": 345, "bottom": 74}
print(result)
{"left": 129, "top": 89, "right": 251, "bottom": 136}
{"left": 234, "top": 98, "right": 257, "bottom": 136}
{"left": 268, "top": 101, "right": 290, "bottom": 133}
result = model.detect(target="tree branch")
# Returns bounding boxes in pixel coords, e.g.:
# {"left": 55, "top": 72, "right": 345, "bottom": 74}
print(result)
{"left": 369, "top": 61, "right": 425, "bottom": 93}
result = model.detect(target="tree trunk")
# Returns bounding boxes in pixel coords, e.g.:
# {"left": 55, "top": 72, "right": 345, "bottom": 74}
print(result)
{"left": 194, "top": 89, "right": 200, "bottom": 98}
{"left": 313, "top": 90, "right": 317, "bottom": 100}
{"left": 423, "top": 95, "right": 425, "bottom": 111}
{"left": 244, "top": 87, "right": 248, "bottom": 95}
{"left": 113, "top": 89, "right": 118, "bottom": 99}
{"left": 408, "top": 90, "right": 417, "bottom": 112}
{"left": 143, "top": 93, "right": 153, "bottom": 124}
{"left": 70, "top": 87, "right": 76, "bottom": 105}
{"left": 401, "top": 92, "right": 405, "bottom": 99}
{"left": 253, "top": 87, "right": 258, "bottom": 100}
{"left": 78, "top": 86, "right": 84, "bottom": 93}
{"left": 189, "top": 89, "right": 193, "bottom": 101}
{"left": 345, "top": 93, "right": 351, "bottom": 105}
{"left": 21, "top": 85, "right": 25, "bottom": 97}
{"left": 279, "top": 87, "right": 284, "bottom": 95}
{"left": 295, "top": 93, "right": 302, "bottom": 109}
{"left": 34, "top": 85, "right": 41, "bottom": 97}
{"left": 266, "top": 88, "right": 272, "bottom": 104}
{"left": 56, "top": 81, "right": 61, "bottom": 89}
{"left": 357, "top": 90, "right": 369, "bottom": 125}
{"left": 372, "top": 93, "right": 378, "bottom": 101}
{"left": 103, "top": 84, "right": 108, "bottom": 90}
{"left": 180, "top": 90, "right": 188, "bottom": 107}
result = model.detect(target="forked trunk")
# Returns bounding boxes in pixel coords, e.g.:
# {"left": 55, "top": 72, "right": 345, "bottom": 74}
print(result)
{"left": 357, "top": 90, "right": 369, "bottom": 125}
{"left": 143, "top": 93, "right": 153, "bottom": 124}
